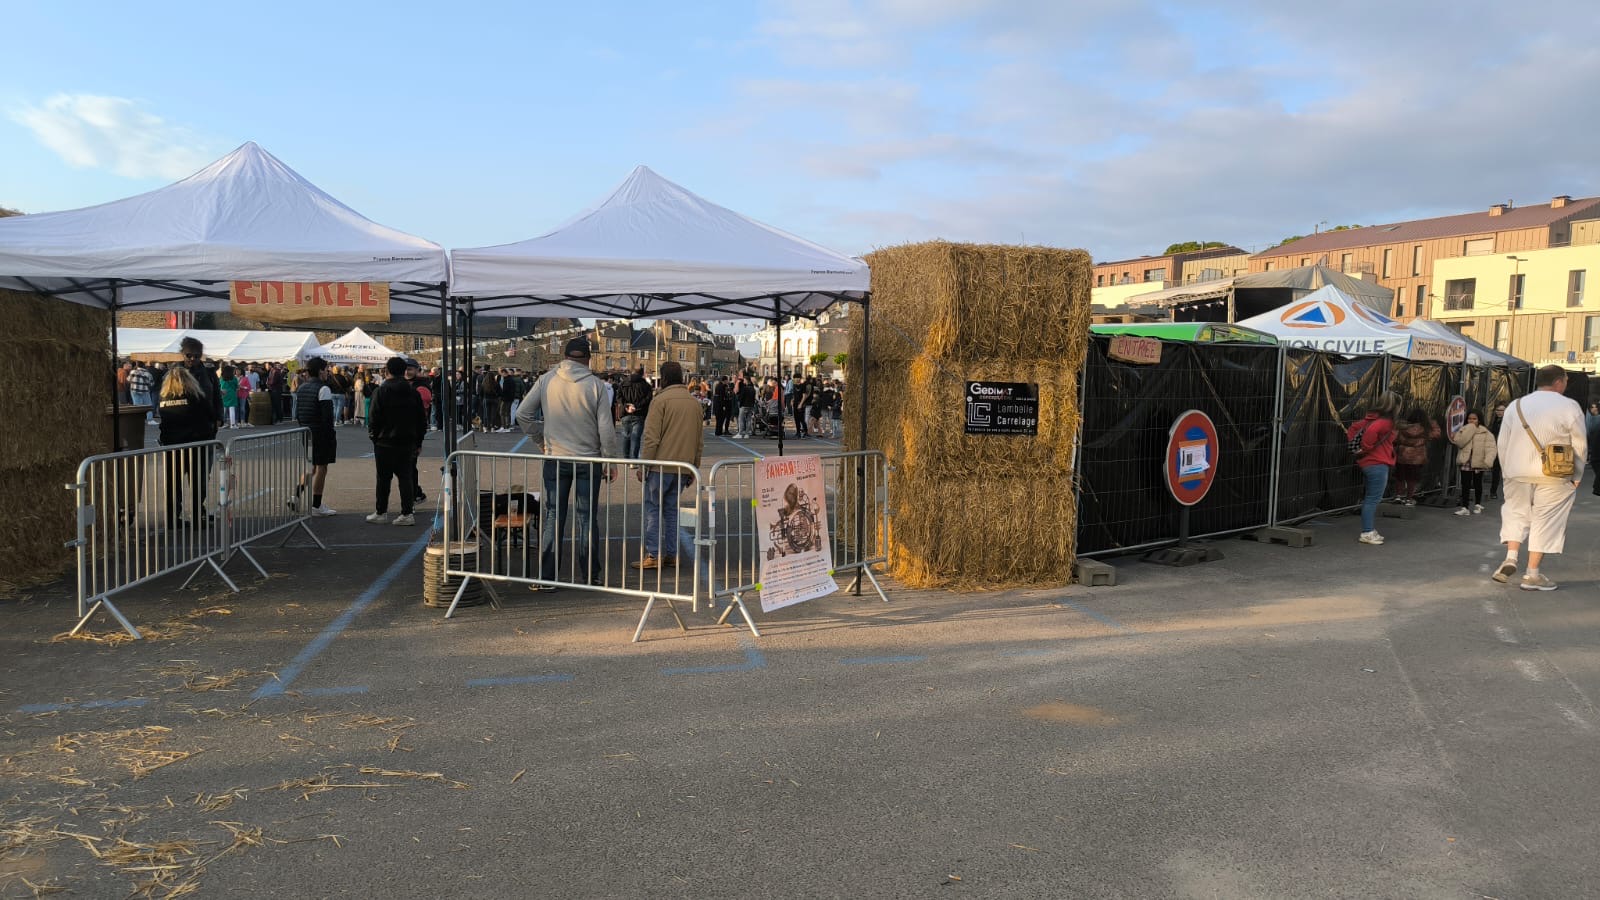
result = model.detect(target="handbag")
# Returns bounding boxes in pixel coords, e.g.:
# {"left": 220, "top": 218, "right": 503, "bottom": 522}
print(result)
{"left": 1514, "top": 400, "right": 1577, "bottom": 479}
{"left": 1345, "top": 421, "right": 1371, "bottom": 456}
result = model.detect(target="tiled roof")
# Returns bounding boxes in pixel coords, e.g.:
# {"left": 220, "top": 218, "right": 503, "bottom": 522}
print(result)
{"left": 1253, "top": 198, "right": 1600, "bottom": 258}
{"left": 1095, "top": 246, "right": 1245, "bottom": 268}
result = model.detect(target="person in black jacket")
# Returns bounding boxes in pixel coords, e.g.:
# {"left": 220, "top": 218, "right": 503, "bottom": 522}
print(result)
{"left": 617, "top": 369, "right": 654, "bottom": 458}
{"left": 157, "top": 366, "right": 216, "bottom": 528}
{"left": 290, "top": 358, "right": 339, "bottom": 517}
{"left": 179, "top": 336, "right": 223, "bottom": 439}
{"left": 367, "top": 357, "right": 428, "bottom": 526}
{"left": 712, "top": 376, "right": 733, "bottom": 435}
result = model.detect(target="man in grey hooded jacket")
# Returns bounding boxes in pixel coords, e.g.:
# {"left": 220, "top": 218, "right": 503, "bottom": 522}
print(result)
{"left": 517, "top": 338, "right": 621, "bottom": 588}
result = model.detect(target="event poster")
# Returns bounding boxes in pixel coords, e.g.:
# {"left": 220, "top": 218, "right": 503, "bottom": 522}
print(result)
{"left": 755, "top": 454, "right": 835, "bottom": 612}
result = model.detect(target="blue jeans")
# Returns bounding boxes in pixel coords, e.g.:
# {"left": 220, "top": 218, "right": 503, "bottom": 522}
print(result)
{"left": 737, "top": 407, "right": 753, "bottom": 436}
{"left": 644, "top": 472, "right": 684, "bottom": 558}
{"left": 131, "top": 390, "right": 154, "bottom": 422}
{"left": 621, "top": 416, "right": 645, "bottom": 459}
{"left": 541, "top": 459, "right": 602, "bottom": 583}
{"left": 1360, "top": 464, "right": 1390, "bottom": 532}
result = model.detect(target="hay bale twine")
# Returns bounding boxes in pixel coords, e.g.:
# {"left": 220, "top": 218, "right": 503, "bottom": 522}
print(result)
{"left": 845, "top": 241, "right": 1092, "bottom": 590}
{"left": 422, "top": 541, "right": 486, "bottom": 608}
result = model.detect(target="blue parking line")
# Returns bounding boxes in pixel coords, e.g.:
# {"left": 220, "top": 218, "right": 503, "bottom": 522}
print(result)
{"left": 510, "top": 435, "right": 530, "bottom": 453}
{"left": 1055, "top": 600, "right": 1133, "bottom": 632}
{"left": 713, "top": 435, "right": 762, "bottom": 459}
{"left": 662, "top": 635, "right": 767, "bottom": 676}
{"left": 840, "top": 654, "right": 928, "bottom": 665}
{"left": 467, "top": 674, "right": 576, "bottom": 687}
{"left": 300, "top": 685, "right": 370, "bottom": 697}
{"left": 18, "top": 697, "right": 151, "bottom": 714}
{"left": 251, "top": 532, "right": 433, "bottom": 701}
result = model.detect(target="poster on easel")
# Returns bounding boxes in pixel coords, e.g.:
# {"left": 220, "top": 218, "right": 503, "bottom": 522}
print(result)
{"left": 755, "top": 455, "right": 835, "bottom": 612}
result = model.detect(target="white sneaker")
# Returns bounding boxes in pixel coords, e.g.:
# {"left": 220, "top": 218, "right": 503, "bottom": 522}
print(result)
{"left": 311, "top": 505, "right": 337, "bottom": 517}
{"left": 1358, "top": 531, "right": 1385, "bottom": 545}
{"left": 392, "top": 514, "right": 416, "bottom": 526}
{"left": 365, "top": 512, "right": 392, "bottom": 524}
{"left": 1492, "top": 560, "right": 1517, "bottom": 583}
{"left": 1473, "top": 504, "right": 1484, "bottom": 514}
{"left": 1454, "top": 507, "right": 1472, "bottom": 517}
{"left": 1520, "top": 572, "right": 1557, "bottom": 591}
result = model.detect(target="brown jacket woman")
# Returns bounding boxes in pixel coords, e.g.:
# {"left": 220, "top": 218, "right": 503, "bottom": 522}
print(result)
{"left": 1452, "top": 421, "right": 1498, "bottom": 471}
{"left": 1393, "top": 421, "right": 1433, "bottom": 467}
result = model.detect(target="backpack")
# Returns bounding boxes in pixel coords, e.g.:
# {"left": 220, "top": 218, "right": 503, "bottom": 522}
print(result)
{"left": 1346, "top": 420, "right": 1371, "bottom": 456}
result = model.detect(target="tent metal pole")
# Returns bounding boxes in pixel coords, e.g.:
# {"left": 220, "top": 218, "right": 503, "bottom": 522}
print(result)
{"left": 1267, "top": 344, "right": 1287, "bottom": 527}
{"left": 109, "top": 282, "right": 122, "bottom": 452}
{"left": 774, "top": 301, "right": 784, "bottom": 457}
{"left": 464, "top": 301, "right": 475, "bottom": 430}
{"left": 852, "top": 295, "right": 872, "bottom": 596}
{"left": 439, "top": 284, "right": 453, "bottom": 459}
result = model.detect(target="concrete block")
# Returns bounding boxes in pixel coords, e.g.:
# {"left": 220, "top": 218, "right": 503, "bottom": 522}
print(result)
{"left": 1379, "top": 502, "right": 1415, "bottom": 520}
{"left": 1073, "top": 558, "right": 1117, "bottom": 587}
{"left": 1247, "top": 526, "right": 1314, "bottom": 548}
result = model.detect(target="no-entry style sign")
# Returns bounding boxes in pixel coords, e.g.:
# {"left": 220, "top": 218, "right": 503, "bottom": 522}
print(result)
{"left": 1164, "top": 410, "right": 1219, "bottom": 506}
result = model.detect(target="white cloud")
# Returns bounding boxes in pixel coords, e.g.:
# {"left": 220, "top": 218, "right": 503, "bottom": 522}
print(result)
{"left": 12, "top": 94, "right": 213, "bottom": 180}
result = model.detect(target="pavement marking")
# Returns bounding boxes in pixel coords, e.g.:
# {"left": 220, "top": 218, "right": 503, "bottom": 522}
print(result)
{"left": 1000, "top": 648, "right": 1055, "bottom": 658}
{"left": 251, "top": 532, "right": 433, "bottom": 701}
{"left": 713, "top": 435, "right": 763, "bottom": 458}
{"left": 840, "top": 654, "right": 928, "bottom": 665}
{"left": 467, "top": 674, "right": 577, "bottom": 687}
{"left": 1555, "top": 703, "right": 1596, "bottom": 732}
{"left": 1482, "top": 600, "right": 1500, "bottom": 615}
{"left": 1492, "top": 625, "right": 1519, "bottom": 644}
{"left": 18, "top": 697, "right": 150, "bottom": 714}
{"left": 510, "top": 435, "right": 530, "bottom": 453}
{"left": 300, "top": 685, "right": 370, "bottom": 697}
{"left": 1055, "top": 600, "right": 1134, "bottom": 632}
{"left": 662, "top": 634, "right": 767, "bottom": 676}
{"left": 1513, "top": 659, "right": 1546, "bottom": 682}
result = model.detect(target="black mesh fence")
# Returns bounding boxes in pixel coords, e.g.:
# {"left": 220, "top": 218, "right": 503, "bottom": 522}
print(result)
{"left": 1273, "top": 351, "right": 1385, "bottom": 522}
{"left": 1076, "top": 337, "right": 1278, "bottom": 555}
{"left": 1385, "top": 359, "right": 1466, "bottom": 494}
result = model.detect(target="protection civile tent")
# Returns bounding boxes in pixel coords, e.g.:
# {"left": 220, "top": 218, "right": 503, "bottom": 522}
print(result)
{"left": 1237, "top": 285, "right": 1467, "bottom": 361}
{"left": 0, "top": 142, "right": 452, "bottom": 445}
{"left": 448, "top": 165, "right": 872, "bottom": 457}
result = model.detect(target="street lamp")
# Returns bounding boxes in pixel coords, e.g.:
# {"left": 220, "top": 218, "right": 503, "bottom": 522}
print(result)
{"left": 1506, "top": 255, "right": 1527, "bottom": 357}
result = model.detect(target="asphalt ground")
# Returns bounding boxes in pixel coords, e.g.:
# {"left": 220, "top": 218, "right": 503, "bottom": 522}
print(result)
{"left": 4, "top": 425, "right": 1599, "bottom": 898}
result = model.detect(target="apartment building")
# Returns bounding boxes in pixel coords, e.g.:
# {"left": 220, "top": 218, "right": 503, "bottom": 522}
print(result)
{"left": 1250, "top": 196, "right": 1600, "bottom": 323}
{"left": 1092, "top": 246, "right": 1247, "bottom": 289}
{"left": 1430, "top": 243, "right": 1600, "bottom": 371}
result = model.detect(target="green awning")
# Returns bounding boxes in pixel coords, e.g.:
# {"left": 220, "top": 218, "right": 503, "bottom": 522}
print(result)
{"left": 1091, "top": 323, "right": 1278, "bottom": 345}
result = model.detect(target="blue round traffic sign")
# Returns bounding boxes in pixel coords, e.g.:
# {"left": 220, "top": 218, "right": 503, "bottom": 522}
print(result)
{"left": 1164, "top": 410, "right": 1219, "bottom": 507}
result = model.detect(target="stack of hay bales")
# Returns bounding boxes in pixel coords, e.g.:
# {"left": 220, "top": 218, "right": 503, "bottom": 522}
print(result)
{"left": 845, "top": 241, "right": 1092, "bottom": 589}
{"left": 0, "top": 288, "right": 109, "bottom": 595}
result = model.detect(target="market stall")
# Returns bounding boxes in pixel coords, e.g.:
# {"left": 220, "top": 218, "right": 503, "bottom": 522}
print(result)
{"left": 116, "top": 327, "right": 319, "bottom": 363}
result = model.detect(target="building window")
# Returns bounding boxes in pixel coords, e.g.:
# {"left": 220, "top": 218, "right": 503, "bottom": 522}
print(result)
{"left": 1584, "top": 316, "right": 1600, "bottom": 351}
{"left": 1143, "top": 267, "right": 1164, "bottom": 282}
{"left": 1494, "top": 320, "right": 1510, "bottom": 352}
{"left": 1508, "top": 273, "right": 1525, "bottom": 309}
{"left": 678, "top": 349, "right": 687, "bottom": 361}
{"left": 1382, "top": 248, "right": 1394, "bottom": 278}
{"left": 1412, "top": 245, "right": 1423, "bottom": 276}
{"left": 1396, "top": 292, "right": 1406, "bottom": 317}
{"left": 1444, "top": 278, "right": 1477, "bottom": 311}
{"left": 1264, "top": 261, "right": 1275, "bottom": 271}
{"left": 505, "top": 316, "right": 519, "bottom": 330}
{"left": 1096, "top": 275, "right": 1104, "bottom": 286}
{"left": 412, "top": 337, "right": 425, "bottom": 351}
{"left": 1551, "top": 318, "right": 1569, "bottom": 352}
{"left": 1300, "top": 257, "right": 1310, "bottom": 267}
{"left": 1340, "top": 253, "right": 1353, "bottom": 273}
{"left": 1463, "top": 238, "right": 1493, "bottom": 256}
{"left": 1416, "top": 285, "right": 1425, "bottom": 315}
{"left": 1570, "top": 270, "right": 1587, "bottom": 307}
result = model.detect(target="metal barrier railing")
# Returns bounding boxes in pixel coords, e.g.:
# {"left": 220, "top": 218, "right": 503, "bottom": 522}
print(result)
{"left": 702, "top": 450, "right": 891, "bottom": 636}
{"left": 65, "top": 440, "right": 236, "bottom": 639}
{"left": 221, "top": 427, "right": 326, "bottom": 576}
{"left": 440, "top": 450, "right": 705, "bottom": 642}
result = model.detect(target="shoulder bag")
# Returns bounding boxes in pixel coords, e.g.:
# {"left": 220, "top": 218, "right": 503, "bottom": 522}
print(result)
{"left": 1515, "top": 399, "right": 1577, "bottom": 479}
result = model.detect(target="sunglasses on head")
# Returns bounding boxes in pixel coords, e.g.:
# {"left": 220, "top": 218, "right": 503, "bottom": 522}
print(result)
{"left": 184, "top": 353, "right": 201, "bottom": 360}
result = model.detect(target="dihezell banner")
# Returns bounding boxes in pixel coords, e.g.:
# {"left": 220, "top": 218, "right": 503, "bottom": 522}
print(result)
{"left": 756, "top": 454, "right": 835, "bottom": 612}
{"left": 230, "top": 281, "right": 390, "bottom": 324}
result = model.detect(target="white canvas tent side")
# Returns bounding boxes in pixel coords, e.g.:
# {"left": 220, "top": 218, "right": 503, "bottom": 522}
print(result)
{"left": 305, "top": 327, "right": 396, "bottom": 365}
{"left": 1406, "top": 318, "right": 1528, "bottom": 368}
{"left": 1237, "top": 285, "right": 1465, "bottom": 361}
{"left": 116, "top": 328, "right": 319, "bottom": 362}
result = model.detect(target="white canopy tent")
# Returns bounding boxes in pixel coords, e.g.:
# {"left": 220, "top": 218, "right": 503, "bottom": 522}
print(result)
{"left": 304, "top": 327, "right": 396, "bottom": 366}
{"left": 448, "top": 166, "right": 869, "bottom": 321}
{"left": 116, "top": 328, "right": 319, "bottom": 363}
{"left": 1406, "top": 318, "right": 1527, "bottom": 368}
{"left": 0, "top": 142, "right": 449, "bottom": 312}
{"left": 1238, "top": 285, "right": 1467, "bottom": 362}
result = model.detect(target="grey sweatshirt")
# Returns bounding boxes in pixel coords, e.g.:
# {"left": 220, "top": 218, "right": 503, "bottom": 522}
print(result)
{"left": 516, "top": 360, "right": 621, "bottom": 459}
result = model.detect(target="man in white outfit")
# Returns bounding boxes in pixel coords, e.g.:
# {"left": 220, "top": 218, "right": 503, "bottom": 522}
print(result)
{"left": 1492, "top": 365, "right": 1587, "bottom": 591}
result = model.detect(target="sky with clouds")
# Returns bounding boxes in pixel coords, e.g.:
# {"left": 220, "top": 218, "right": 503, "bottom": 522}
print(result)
{"left": 2, "top": 0, "right": 1596, "bottom": 265}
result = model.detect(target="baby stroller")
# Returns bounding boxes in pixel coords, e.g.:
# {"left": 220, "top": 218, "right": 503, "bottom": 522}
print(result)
{"left": 751, "top": 399, "right": 785, "bottom": 438}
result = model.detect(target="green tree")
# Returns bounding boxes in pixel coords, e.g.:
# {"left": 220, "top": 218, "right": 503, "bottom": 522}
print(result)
{"left": 0, "top": 205, "right": 22, "bottom": 218}
{"left": 1162, "top": 240, "right": 1232, "bottom": 254}
{"left": 832, "top": 352, "right": 848, "bottom": 370}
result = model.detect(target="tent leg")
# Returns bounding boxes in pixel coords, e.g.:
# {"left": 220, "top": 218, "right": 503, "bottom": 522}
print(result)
{"left": 774, "top": 300, "right": 784, "bottom": 457}
{"left": 109, "top": 283, "right": 122, "bottom": 453}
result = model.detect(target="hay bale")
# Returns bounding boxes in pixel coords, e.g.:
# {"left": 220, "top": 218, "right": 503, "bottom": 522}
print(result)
{"left": 845, "top": 241, "right": 1091, "bottom": 589}
{"left": 0, "top": 288, "right": 109, "bottom": 594}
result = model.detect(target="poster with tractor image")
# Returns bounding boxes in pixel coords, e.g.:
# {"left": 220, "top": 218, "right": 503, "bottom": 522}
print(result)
{"left": 755, "top": 454, "right": 835, "bottom": 612}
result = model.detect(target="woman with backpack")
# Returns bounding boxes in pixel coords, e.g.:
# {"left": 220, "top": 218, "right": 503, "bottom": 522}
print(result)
{"left": 1347, "top": 391, "right": 1401, "bottom": 545}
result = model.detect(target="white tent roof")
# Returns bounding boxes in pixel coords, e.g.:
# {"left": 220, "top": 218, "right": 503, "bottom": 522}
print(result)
{"left": 1238, "top": 285, "right": 1466, "bottom": 362}
{"left": 0, "top": 143, "right": 447, "bottom": 311}
{"left": 1406, "top": 318, "right": 1527, "bottom": 367}
{"left": 449, "top": 166, "right": 869, "bottom": 321}
{"left": 305, "top": 327, "right": 395, "bottom": 365}
{"left": 116, "top": 328, "right": 320, "bottom": 362}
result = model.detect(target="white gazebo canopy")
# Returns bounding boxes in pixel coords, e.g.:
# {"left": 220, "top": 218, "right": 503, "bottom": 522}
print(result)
{"left": 116, "top": 327, "right": 319, "bottom": 363}
{"left": 448, "top": 166, "right": 869, "bottom": 321}
{"left": 1238, "top": 285, "right": 1466, "bottom": 362}
{"left": 305, "top": 327, "right": 396, "bottom": 366}
{"left": 0, "top": 142, "right": 448, "bottom": 312}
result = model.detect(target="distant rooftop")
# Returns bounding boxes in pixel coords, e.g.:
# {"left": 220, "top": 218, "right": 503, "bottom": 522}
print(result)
{"left": 1094, "top": 245, "right": 1245, "bottom": 268}
{"left": 1254, "top": 196, "right": 1600, "bottom": 258}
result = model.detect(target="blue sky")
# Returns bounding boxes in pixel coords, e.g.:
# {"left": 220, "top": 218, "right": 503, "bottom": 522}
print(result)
{"left": 3, "top": 0, "right": 1596, "bottom": 266}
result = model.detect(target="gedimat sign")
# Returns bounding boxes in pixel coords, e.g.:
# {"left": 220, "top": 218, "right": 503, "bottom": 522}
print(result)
{"left": 230, "top": 281, "right": 390, "bottom": 324}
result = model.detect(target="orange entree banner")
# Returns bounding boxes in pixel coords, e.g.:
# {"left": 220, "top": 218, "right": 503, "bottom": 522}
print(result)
{"left": 230, "top": 281, "right": 390, "bottom": 323}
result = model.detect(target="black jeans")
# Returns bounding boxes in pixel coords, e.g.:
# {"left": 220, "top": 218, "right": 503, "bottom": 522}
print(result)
{"left": 373, "top": 444, "right": 417, "bottom": 515}
{"left": 1460, "top": 469, "right": 1484, "bottom": 507}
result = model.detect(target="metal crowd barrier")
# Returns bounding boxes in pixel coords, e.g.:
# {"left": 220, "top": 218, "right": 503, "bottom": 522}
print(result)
{"left": 440, "top": 450, "right": 706, "bottom": 642}
{"left": 65, "top": 440, "right": 235, "bottom": 639}
{"left": 702, "top": 450, "right": 891, "bottom": 636}
{"left": 221, "top": 427, "right": 327, "bottom": 576}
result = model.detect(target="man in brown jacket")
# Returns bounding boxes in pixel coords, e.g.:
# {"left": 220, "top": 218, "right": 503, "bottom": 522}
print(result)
{"left": 634, "top": 361, "right": 704, "bottom": 568}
